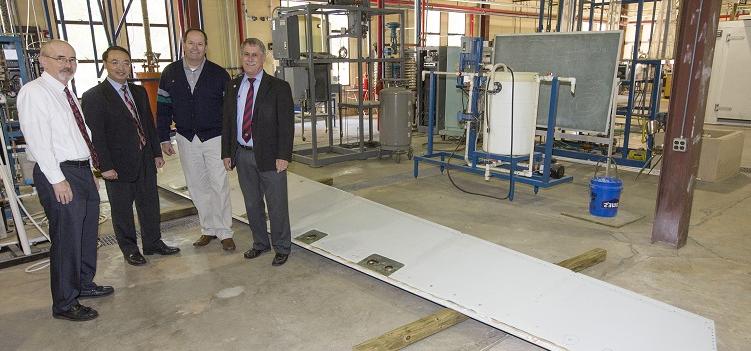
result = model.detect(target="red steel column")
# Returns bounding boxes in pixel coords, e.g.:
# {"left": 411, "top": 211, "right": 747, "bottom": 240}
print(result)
{"left": 652, "top": 0, "right": 722, "bottom": 248}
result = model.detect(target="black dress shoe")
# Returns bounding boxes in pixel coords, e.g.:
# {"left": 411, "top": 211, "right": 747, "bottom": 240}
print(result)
{"left": 125, "top": 252, "right": 147, "bottom": 266}
{"left": 143, "top": 241, "right": 181, "bottom": 255}
{"left": 79, "top": 285, "right": 114, "bottom": 299}
{"left": 53, "top": 303, "right": 98, "bottom": 321}
{"left": 243, "top": 247, "right": 270, "bottom": 259}
{"left": 272, "top": 253, "right": 289, "bottom": 266}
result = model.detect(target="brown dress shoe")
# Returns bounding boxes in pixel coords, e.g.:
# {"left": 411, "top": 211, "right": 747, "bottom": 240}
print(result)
{"left": 221, "top": 238, "right": 236, "bottom": 251}
{"left": 193, "top": 235, "right": 216, "bottom": 247}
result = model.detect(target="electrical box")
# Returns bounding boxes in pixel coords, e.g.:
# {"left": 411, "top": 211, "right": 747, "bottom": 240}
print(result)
{"left": 271, "top": 15, "right": 300, "bottom": 60}
{"left": 275, "top": 64, "right": 332, "bottom": 105}
{"left": 346, "top": 11, "right": 367, "bottom": 38}
{"left": 276, "top": 66, "right": 308, "bottom": 103}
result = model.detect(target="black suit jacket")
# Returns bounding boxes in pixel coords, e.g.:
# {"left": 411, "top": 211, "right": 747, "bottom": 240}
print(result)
{"left": 221, "top": 71, "right": 294, "bottom": 172}
{"left": 82, "top": 80, "right": 162, "bottom": 182}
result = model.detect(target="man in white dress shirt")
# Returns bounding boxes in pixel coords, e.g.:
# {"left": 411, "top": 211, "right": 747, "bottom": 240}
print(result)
{"left": 17, "top": 39, "right": 112, "bottom": 322}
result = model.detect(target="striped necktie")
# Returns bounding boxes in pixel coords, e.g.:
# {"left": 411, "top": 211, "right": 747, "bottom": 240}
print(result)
{"left": 63, "top": 87, "right": 100, "bottom": 169}
{"left": 241, "top": 77, "right": 256, "bottom": 143}
{"left": 121, "top": 85, "right": 147, "bottom": 150}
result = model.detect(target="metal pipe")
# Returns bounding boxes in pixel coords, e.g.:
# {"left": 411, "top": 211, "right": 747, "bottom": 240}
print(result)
{"left": 141, "top": 0, "right": 158, "bottom": 72}
{"left": 623, "top": 0, "right": 644, "bottom": 158}
{"left": 85, "top": 0, "right": 101, "bottom": 76}
{"left": 41, "top": 0, "right": 54, "bottom": 38}
{"left": 538, "top": 0, "right": 545, "bottom": 32}
{"left": 377, "top": 0, "right": 383, "bottom": 86}
{"left": 235, "top": 0, "right": 244, "bottom": 42}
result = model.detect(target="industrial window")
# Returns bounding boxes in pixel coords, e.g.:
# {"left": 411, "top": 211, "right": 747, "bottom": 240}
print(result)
{"left": 52, "top": 0, "right": 174, "bottom": 97}
{"left": 447, "top": 12, "right": 465, "bottom": 47}
{"left": 424, "top": 10, "right": 441, "bottom": 47}
{"left": 52, "top": 0, "right": 109, "bottom": 97}
{"left": 123, "top": 0, "right": 174, "bottom": 73}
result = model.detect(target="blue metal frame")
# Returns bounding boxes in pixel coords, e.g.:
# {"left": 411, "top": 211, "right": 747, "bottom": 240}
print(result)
{"left": 1, "top": 36, "right": 31, "bottom": 186}
{"left": 536, "top": 0, "right": 664, "bottom": 169}
{"left": 414, "top": 72, "right": 573, "bottom": 201}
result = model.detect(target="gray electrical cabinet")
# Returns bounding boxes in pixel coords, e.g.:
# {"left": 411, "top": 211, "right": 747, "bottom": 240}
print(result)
{"left": 275, "top": 63, "right": 332, "bottom": 105}
{"left": 276, "top": 66, "right": 308, "bottom": 103}
{"left": 272, "top": 15, "right": 300, "bottom": 59}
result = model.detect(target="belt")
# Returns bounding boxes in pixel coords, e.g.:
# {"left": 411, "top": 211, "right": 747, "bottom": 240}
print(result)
{"left": 237, "top": 144, "right": 253, "bottom": 151}
{"left": 60, "top": 160, "right": 91, "bottom": 167}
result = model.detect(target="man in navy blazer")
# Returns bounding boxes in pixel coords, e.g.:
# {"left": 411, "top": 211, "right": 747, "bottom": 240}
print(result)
{"left": 82, "top": 46, "right": 179, "bottom": 266}
{"left": 221, "top": 38, "right": 294, "bottom": 266}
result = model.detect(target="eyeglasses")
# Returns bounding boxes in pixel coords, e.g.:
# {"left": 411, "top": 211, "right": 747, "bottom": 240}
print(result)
{"left": 43, "top": 55, "right": 78, "bottom": 64}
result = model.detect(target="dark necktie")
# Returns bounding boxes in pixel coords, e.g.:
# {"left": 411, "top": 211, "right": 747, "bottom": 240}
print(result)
{"left": 241, "top": 77, "right": 256, "bottom": 143}
{"left": 121, "top": 85, "right": 147, "bottom": 150}
{"left": 63, "top": 87, "right": 100, "bottom": 170}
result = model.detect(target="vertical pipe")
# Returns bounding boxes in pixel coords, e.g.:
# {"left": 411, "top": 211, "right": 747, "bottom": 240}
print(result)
{"left": 538, "top": 0, "right": 545, "bottom": 32}
{"left": 197, "top": 0, "right": 204, "bottom": 29}
{"left": 577, "top": 0, "right": 585, "bottom": 31}
{"left": 305, "top": 8, "right": 319, "bottom": 164}
{"left": 623, "top": 0, "right": 644, "bottom": 158}
{"left": 85, "top": 0, "right": 101, "bottom": 77}
{"left": 469, "top": 14, "right": 474, "bottom": 37}
{"left": 653, "top": 0, "right": 722, "bottom": 248}
{"left": 95, "top": 0, "right": 113, "bottom": 46}
{"left": 42, "top": 0, "right": 54, "bottom": 38}
{"left": 414, "top": 0, "right": 420, "bottom": 47}
{"left": 427, "top": 72, "right": 435, "bottom": 155}
{"left": 141, "top": 0, "right": 158, "bottom": 72}
{"left": 589, "top": 0, "right": 595, "bottom": 30}
{"left": 107, "top": 0, "right": 117, "bottom": 43}
{"left": 168, "top": 0, "right": 177, "bottom": 60}
{"left": 660, "top": 0, "right": 673, "bottom": 59}
{"left": 556, "top": 0, "right": 564, "bottom": 32}
{"left": 235, "top": 0, "right": 244, "bottom": 42}
{"left": 56, "top": 0, "right": 68, "bottom": 40}
{"left": 377, "top": 0, "right": 383, "bottom": 88}
{"left": 646, "top": 62, "right": 662, "bottom": 162}
{"left": 544, "top": 77, "right": 559, "bottom": 185}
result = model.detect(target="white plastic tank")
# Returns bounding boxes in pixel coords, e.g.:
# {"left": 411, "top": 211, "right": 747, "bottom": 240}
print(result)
{"left": 482, "top": 71, "right": 540, "bottom": 156}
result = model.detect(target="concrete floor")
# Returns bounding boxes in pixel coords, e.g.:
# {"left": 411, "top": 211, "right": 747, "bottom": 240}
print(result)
{"left": 1, "top": 120, "right": 750, "bottom": 351}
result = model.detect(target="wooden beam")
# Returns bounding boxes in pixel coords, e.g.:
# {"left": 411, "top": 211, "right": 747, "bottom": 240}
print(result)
{"left": 353, "top": 308, "right": 469, "bottom": 351}
{"left": 652, "top": 0, "right": 722, "bottom": 248}
{"left": 316, "top": 177, "right": 334, "bottom": 186}
{"left": 555, "top": 248, "right": 607, "bottom": 272}
{"left": 353, "top": 248, "right": 607, "bottom": 351}
{"left": 159, "top": 206, "right": 198, "bottom": 222}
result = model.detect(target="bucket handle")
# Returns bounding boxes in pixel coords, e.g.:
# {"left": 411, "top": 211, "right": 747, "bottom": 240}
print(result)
{"left": 593, "top": 156, "right": 619, "bottom": 179}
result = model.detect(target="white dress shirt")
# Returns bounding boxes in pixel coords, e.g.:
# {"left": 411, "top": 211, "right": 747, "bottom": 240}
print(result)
{"left": 17, "top": 72, "right": 93, "bottom": 184}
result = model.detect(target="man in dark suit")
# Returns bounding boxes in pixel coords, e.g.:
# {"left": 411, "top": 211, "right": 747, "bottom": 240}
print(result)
{"left": 82, "top": 46, "right": 180, "bottom": 266}
{"left": 221, "top": 38, "right": 294, "bottom": 266}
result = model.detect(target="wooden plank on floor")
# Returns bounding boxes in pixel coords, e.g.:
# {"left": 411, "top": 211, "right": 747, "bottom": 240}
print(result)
{"left": 555, "top": 248, "right": 607, "bottom": 272}
{"left": 353, "top": 248, "right": 608, "bottom": 351}
{"left": 160, "top": 206, "right": 198, "bottom": 222}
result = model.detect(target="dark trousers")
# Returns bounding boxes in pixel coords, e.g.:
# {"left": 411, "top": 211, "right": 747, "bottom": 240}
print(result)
{"left": 235, "top": 148, "right": 291, "bottom": 254}
{"left": 34, "top": 162, "right": 99, "bottom": 314}
{"left": 104, "top": 151, "right": 161, "bottom": 255}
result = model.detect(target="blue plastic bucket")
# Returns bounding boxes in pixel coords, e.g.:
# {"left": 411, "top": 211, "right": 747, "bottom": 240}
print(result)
{"left": 589, "top": 176, "right": 623, "bottom": 217}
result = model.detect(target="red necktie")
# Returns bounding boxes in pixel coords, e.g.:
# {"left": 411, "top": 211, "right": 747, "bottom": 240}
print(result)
{"left": 63, "top": 87, "right": 100, "bottom": 170}
{"left": 241, "top": 77, "right": 256, "bottom": 143}
{"left": 121, "top": 85, "right": 147, "bottom": 150}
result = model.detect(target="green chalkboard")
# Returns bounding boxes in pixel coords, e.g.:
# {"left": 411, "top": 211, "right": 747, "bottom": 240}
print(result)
{"left": 492, "top": 31, "right": 622, "bottom": 133}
